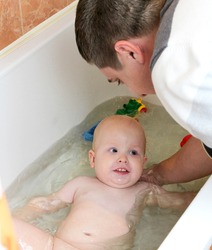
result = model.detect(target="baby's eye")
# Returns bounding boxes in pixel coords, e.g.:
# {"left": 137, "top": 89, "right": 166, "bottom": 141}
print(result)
{"left": 130, "top": 150, "right": 138, "bottom": 156}
{"left": 109, "top": 148, "right": 118, "bottom": 153}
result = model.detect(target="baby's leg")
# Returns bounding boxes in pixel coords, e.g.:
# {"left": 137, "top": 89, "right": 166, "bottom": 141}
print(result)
{"left": 13, "top": 217, "right": 78, "bottom": 250}
{"left": 13, "top": 217, "right": 53, "bottom": 250}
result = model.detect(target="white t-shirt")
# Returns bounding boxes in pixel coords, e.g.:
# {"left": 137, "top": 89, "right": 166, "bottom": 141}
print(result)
{"left": 151, "top": 0, "right": 212, "bottom": 148}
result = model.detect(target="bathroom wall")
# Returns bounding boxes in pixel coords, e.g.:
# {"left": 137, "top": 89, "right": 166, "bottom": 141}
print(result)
{"left": 0, "top": 0, "right": 74, "bottom": 50}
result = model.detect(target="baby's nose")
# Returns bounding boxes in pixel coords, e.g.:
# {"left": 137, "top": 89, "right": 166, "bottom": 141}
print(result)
{"left": 118, "top": 155, "right": 128, "bottom": 163}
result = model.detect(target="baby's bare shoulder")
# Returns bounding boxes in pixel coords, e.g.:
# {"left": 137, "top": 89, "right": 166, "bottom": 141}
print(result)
{"left": 64, "top": 176, "right": 97, "bottom": 190}
{"left": 55, "top": 176, "right": 96, "bottom": 202}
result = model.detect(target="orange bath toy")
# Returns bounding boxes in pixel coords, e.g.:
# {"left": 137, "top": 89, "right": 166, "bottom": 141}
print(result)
{"left": 0, "top": 182, "right": 19, "bottom": 250}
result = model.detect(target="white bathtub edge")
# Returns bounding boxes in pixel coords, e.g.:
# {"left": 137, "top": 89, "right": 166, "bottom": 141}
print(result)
{"left": 159, "top": 175, "right": 212, "bottom": 250}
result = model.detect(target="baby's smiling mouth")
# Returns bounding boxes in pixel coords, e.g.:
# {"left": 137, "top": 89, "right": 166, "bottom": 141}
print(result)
{"left": 113, "top": 168, "right": 129, "bottom": 175}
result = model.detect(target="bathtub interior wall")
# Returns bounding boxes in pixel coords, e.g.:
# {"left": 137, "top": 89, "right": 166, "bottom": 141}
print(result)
{"left": 0, "top": 2, "right": 134, "bottom": 190}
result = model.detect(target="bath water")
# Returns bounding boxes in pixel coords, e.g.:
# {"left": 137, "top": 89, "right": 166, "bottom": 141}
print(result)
{"left": 7, "top": 96, "right": 207, "bottom": 250}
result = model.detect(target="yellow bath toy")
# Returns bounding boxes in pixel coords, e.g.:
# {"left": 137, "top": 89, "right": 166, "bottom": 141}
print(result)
{"left": 0, "top": 182, "right": 19, "bottom": 250}
{"left": 134, "top": 98, "right": 147, "bottom": 112}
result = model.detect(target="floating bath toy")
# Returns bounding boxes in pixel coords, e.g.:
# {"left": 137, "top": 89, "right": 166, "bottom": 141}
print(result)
{"left": 115, "top": 98, "right": 147, "bottom": 116}
{"left": 82, "top": 121, "right": 101, "bottom": 141}
{"left": 82, "top": 98, "right": 147, "bottom": 141}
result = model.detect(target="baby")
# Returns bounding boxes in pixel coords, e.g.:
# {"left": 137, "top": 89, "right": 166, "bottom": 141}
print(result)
{"left": 13, "top": 115, "right": 196, "bottom": 250}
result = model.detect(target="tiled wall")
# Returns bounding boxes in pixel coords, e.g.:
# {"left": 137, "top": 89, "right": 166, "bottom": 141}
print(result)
{"left": 0, "top": 0, "right": 75, "bottom": 50}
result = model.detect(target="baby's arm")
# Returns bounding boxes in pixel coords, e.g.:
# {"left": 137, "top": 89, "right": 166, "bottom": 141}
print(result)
{"left": 145, "top": 184, "right": 196, "bottom": 211}
{"left": 13, "top": 193, "right": 68, "bottom": 221}
{"left": 13, "top": 177, "right": 81, "bottom": 221}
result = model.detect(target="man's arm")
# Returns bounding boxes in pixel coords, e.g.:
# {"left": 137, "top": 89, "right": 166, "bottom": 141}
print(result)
{"left": 141, "top": 137, "right": 212, "bottom": 185}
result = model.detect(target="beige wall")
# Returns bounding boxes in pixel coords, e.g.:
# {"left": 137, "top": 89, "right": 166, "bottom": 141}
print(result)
{"left": 0, "top": 0, "right": 74, "bottom": 50}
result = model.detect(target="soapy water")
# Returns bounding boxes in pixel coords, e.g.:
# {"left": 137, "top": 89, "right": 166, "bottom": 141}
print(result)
{"left": 7, "top": 96, "right": 207, "bottom": 250}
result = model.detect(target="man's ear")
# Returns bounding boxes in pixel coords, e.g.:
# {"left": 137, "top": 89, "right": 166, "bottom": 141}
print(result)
{"left": 89, "top": 150, "right": 95, "bottom": 168}
{"left": 114, "top": 40, "right": 144, "bottom": 64}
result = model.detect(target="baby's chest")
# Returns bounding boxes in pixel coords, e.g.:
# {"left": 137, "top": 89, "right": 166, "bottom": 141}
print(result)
{"left": 79, "top": 188, "right": 134, "bottom": 213}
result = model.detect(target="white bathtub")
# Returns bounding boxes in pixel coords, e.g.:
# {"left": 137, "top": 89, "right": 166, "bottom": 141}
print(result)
{"left": 0, "top": 1, "right": 211, "bottom": 249}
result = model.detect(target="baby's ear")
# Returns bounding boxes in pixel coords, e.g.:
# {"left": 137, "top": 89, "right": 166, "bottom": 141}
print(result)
{"left": 143, "top": 156, "right": 147, "bottom": 164}
{"left": 88, "top": 150, "right": 95, "bottom": 168}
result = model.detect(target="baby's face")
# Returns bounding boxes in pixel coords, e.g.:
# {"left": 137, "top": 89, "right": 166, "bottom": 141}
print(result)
{"left": 89, "top": 116, "right": 147, "bottom": 188}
